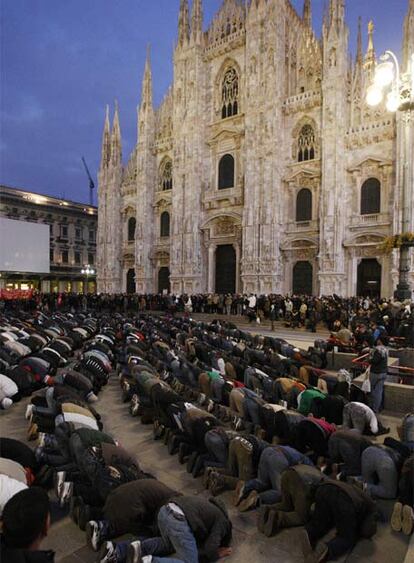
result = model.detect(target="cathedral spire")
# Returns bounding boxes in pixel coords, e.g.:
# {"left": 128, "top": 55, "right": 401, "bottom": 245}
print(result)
{"left": 403, "top": 0, "right": 414, "bottom": 73}
{"left": 178, "top": 0, "right": 190, "bottom": 47}
{"left": 140, "top": 45, "right": 153, "bottom": 111}
{"left": 356, "top": 16, "right": 362, "bottom": 65}
{"left": 191, "top": 0, "right": 203, "bottom": 44}
{"left": 100, "top": 105, "right": 111, "bottom": 169}
{"left": 323, "top": 0, "right": 345, "bottom": 39}
{"left": 111, "top": 100, "right": 122, "bottom": 166}
{"left": 303, "top": 0, "right": 312, "bottom": 28}
{"left": 364, "top": 20, "right": 376, "bottom": 76}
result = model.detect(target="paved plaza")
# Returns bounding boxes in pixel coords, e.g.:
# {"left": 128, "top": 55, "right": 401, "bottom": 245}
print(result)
{"left": 1, "top": 322, "right": 413, "bottom": 563}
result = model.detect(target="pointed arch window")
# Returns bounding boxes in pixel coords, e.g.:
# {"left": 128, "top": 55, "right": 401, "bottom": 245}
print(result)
{"left": 160, "top": 211, "right": 170, "bottom": 237}
{"left": 218, "top": 154, "right": 235, "bottom": 190}
{"left": 296, "top": 189, "right": 312, "bottom": 222}
{"left": 159, "top": 160, "right": 173, "bottom": 191}
{"left": 127, "top": 217, "right": 136, "bottom": 241}
{"left": 221, "top": 68, "right": 239, "bottom": 119}
{"left": 361, "top": 178, "right": 381, "bottom": 215}
{"left": 298, "top": 124, "right": 316, "bottom": 162}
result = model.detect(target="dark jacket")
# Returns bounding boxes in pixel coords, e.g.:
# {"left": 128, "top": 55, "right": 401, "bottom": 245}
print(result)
{"left": 0, "top": 438, "right": 37, "bottom": 470}
{"left": 74, "top": 427, "right": 114, "bottom": 448}
{"left": 100, "top": 443, "right": 139, "bottom": 469}
{"left": 1, "top": 541, "right": 54, "bottom": 563}
{"left": 318, "top": 481, "right": 377, "bottom": 522}
{"left": 369, "top": 345, "right": 388, "bottom": 374}
{"left": 103, "top": 479, "right": 179, "bottom": 535}
{"left": 172, "top": 496, "right": 232, "bottom": 562}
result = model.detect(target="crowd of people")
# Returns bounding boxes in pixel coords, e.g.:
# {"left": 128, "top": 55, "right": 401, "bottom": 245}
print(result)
{"left": 2, "top": 291, "right": 413, "bottom": 346}
{"left": 0, "top": 306, "right": 413, "bottom": 563}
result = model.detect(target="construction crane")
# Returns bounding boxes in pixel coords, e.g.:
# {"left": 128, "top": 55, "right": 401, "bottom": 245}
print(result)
{"left": 81, "top": 157, "right": 95, "bottom": 206}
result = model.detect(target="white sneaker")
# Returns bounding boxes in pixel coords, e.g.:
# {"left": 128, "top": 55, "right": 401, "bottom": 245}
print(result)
{"left": 86, "top": 521, "right": 102, "bottom": 552}
{"left": 198, "top": 393, "right": 206, "bottom": 406}
{"left": 38, "top": 432, "right": 47, "bottom": 447}
{"left": 25, "top": 404, "right": 34, "bottom": 420}
{"left": 126, "top": 541, "right": 142, "bottom": 563}
{"left": 59, "top": 481, "right": 73, "bottom": 507}
{"left": 130, "top": 395, "right": 140, "bottom": 417}
{"left": 55, "top": 470, "right": 66, "bottom": 497}
{"left": 99, "top": 542, "right": 119, "bottom": 563}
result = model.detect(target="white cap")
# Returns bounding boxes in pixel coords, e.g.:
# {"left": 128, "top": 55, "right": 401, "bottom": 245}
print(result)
{"left": 1, "top": 398, "right": 13, "bottom": 410}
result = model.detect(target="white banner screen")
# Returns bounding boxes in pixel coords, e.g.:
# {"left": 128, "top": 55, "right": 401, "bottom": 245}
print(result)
{"left": 0, "top": 217, "right": 50, "bottom": 274}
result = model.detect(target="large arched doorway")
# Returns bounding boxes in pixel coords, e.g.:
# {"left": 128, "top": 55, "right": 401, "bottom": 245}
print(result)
{"left": 215, "top": 245, "right": 236, "bottom": 294}
{"left": 158, "top": 267, "right": 170, "bottom": 294}
{"left": 357, "top": 259, "right": 381, "bottom": 297}
{"left": 292, "top": 261, "right": 313, "bottom": 295}
{"left": 126, "top": 268, "right": 136, "bottom": 294}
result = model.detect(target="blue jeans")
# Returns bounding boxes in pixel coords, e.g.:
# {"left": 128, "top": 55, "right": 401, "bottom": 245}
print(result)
{"left": 204, "top": 431, "right": 228, "bottom": 466}
{"left": 362, "top": 446, "right": 398, "bottom": 499}
{"left": 369, "top": 372, "right": 386, "bottom": 413}
{"left": 210, "top": 379, "right": 225, "bottom": 403}
{"left": 243, "top": 396, "right": 261, "bottom": 426}
{"left": 141, "top": 505, "right": 198, "bottom": 563}
{"left": 243, "top": 447, "right": 288, "bottom": 502}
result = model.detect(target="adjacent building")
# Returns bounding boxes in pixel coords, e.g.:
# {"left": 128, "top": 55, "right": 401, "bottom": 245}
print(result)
{"left": 97, "top": 0, "right": 414, "bottom": 298}
{"left": 0, "top": 185, "right": 97, "bottom": 293}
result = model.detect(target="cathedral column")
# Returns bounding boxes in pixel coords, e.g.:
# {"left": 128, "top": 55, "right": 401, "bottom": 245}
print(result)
{"left": 208, "top": 245, "right": 216, "bottom": 293}
{"left": 233, "top": 243, "right": 241, "bottom": 293}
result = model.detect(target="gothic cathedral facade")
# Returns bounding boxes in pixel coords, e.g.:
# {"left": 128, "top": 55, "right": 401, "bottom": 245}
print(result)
{"left": 97, "top": 0, "right": 414, "bottom": 297}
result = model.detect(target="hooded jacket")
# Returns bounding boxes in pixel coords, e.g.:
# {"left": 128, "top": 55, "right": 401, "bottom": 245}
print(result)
{"left": 172, "top": 495, "right": 232, "bottom": 562}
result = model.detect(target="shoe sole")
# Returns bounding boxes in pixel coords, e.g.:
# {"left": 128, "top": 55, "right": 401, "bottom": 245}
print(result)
{"left": 78, "top": 504, "right": 90, "bottom": 532}
{"left": 238, "top": 491, "right": 258, "bottom": 512}
{"left": 126, "top": 544, "right": 141, "bottom": 563}
{"left": 85, "top": 522, "right": 99, "bottom": 551}
{"left": 263, "top": 510, "right": 278, "bottom": 537}
{"left": 299, "top": 528, "right": 313, "bottom": 559}
{"left": 69, "top": 496, "right": 79, "bottom": 525}
{"left": 257, "top": 506, "right": 270, "bottom": 534}
{"left": 234, "top": 481, "right": 245, "bottom": 507}
{"left": 402, "top": 505, "right": 414, "bottom": 536}
{"left": 186, "top": 452, "right": 197, "bottom": 473}
{"left": 391, "top": 502, "right": 403, "bottom": 532}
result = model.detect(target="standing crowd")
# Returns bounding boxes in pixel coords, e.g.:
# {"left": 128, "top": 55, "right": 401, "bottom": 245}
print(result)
{"left": 0, "top": 306, "right": 413, "bottom": 563}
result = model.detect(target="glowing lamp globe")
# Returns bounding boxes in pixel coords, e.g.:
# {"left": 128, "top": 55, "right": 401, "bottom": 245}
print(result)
{"left": 374, "top": 62, "right": 394, "bottom": 88}
{"left": 386, "top": 92, "right": 400, "bottom": 113}
{"left": 366, "top": 85, "right": 383, "bottom": 107}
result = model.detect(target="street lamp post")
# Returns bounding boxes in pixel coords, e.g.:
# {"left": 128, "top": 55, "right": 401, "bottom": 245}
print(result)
{"left": 367, "top": 51, "right": 414, "bottom": 300}
{"left": 81, "top": 264, "right": 95, "bottom": 294}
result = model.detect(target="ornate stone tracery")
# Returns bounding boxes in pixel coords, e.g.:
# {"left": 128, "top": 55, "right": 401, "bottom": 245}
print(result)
{"left": 159, "top": 159, "right": 173, "bottom": 191}
{"left": 221, "top": 68, "right": 239, "bottom": 119}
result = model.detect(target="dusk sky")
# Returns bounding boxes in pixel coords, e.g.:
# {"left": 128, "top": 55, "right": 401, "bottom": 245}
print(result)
{"left": 1, "top": 1, "right": 409, "bottom": 204}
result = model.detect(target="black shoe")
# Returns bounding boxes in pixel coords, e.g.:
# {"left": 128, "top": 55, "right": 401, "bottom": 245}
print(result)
{"left": 263, "top": 509, "right": 280, "bottom": 537}
{"left": 78, "top": 502, "right": 91, "bottom": 532}
{"left": 257, "top": 505, "right": 271, "bottom": 534}
{"left": 34, "top": 465, "right": 54, "bottom": 488}
{"left": 168, "top": 434, "right": 180, "bottom": 456}
{"left": 192, "top": 455, "right": 205, "bottom": 478}
{"left": 186, "top": 451, "right": 198, "bottom": 474}
{"left": 178, "top": 442, "right": 191, "bottom": 464}
{"left": 376, "top": 425, "right": 390, "bottom": 436}
{"left": 69, "top": 495, "right": 83, "bottom": 526}
{"left": 153, "top": 420, "right": 165, "bottom": 440}
{"left": 163, "top": 427, "right": 172, "bottom": 445}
